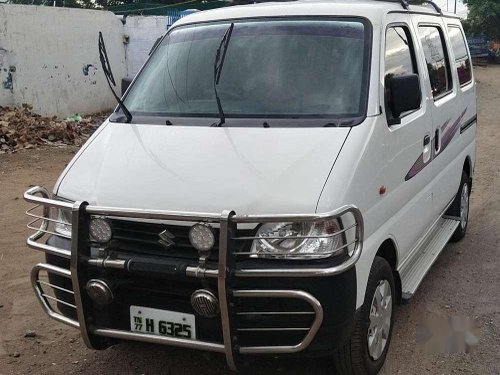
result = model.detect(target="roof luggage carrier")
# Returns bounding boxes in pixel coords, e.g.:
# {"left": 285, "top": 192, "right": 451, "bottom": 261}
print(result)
{"left": 235, "top": 0, "right": 443, "bottom": 14}
{"left": 378, "top": 0, "right": 442, "bottom": 14}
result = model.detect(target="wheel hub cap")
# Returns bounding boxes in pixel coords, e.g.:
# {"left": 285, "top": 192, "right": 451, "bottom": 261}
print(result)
{"left": 460, "top": 183, "right": 469, "bottom": 229}
{"left": 367, "top": 279, "right": 392, "bottom": 361}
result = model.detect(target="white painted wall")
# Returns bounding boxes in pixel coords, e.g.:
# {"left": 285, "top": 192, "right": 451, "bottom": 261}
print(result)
{"left": 0, "top": 5, "right": 126, "bottom": 117}
{"left": 123, "top": 16, "right": 168, "bottom": 78}
{"left": 0, "top": 47, "right": 14, "bottom": 107}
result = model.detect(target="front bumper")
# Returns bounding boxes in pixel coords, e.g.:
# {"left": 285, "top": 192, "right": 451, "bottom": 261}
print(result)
{"left": 24, "top": 186, "right": 363, "bottom": 370}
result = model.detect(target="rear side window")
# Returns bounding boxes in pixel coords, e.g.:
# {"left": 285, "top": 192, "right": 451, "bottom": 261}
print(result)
{"left": 448, "top": 26, "right": 472, "bottom": 86}
{"left": 384, "top": 26, "right": 419, "bottom": 119}
{"left": 418, "top": 26, "right": 453, "bottom": 98}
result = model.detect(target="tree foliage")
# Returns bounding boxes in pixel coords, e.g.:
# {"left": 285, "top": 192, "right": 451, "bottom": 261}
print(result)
{"left": 462, "top": 0, "right": 500, "bottom": 39}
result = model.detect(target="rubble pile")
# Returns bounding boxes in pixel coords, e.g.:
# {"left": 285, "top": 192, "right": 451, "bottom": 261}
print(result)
{"left": 0, "top": 105, "right": 107, "bottom": 153}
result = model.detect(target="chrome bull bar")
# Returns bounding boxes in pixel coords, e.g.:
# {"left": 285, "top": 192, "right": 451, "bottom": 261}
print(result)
{"left": 31, "top": 262, "right": 79, "bottom": 329}
{"left": 25, "top": 186, "right": 73, "bottom": 259}
{"left": 24, "top": 186, "right": 363, "bottom": 370}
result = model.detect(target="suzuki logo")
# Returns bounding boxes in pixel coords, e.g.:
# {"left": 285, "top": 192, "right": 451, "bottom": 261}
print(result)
{"left": 158, "top": 229, "right": 175, "bottom": 250}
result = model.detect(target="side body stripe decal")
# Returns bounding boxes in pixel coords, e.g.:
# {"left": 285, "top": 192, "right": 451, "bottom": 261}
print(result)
{"left": 460, "top": 115, "right": 477, "bottom": 134}
{"left": 405, "top": 108, "right": 469, "bottom": 181}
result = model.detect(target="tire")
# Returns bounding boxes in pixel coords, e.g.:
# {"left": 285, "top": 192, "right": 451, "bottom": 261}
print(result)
{"left": 449, "top": 171, "right": 470, "bottom": 243}
{"left": 332, "top": 257, "right": 395, "bottom": 375}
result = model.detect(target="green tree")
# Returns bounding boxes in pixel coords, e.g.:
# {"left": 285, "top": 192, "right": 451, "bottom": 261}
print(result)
{"left": 462, "top": 0, "right": 500, "bottom": 39}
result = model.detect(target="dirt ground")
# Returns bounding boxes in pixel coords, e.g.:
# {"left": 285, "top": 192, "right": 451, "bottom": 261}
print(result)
{"left": 1, "top": 66, "right": 500, "bottom": 375}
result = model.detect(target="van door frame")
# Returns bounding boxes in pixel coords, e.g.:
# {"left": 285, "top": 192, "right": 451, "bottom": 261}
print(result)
{"left": 379, "top": 13, "right": 435, "bottom": 266}
{"left": 410, "top": 14, "right": 465, "bottom": 220}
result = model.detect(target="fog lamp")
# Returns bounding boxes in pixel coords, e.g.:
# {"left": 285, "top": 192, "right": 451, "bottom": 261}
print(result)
{"left": 189, "top": 223, "right": 215, "bottom": 252}
{"left": 86, "top": 279, "right": 114, "bottom": 305}
{"left": 89, "top": 218, "right": 113, "bottom": 243}
{"left": 191, "top": 289, "right": 219, "bottom": 318}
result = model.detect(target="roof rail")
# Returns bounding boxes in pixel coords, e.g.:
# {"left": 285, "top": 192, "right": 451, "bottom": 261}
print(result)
{"left": 376, "top": 0, "right": 409, "bottom": 9}
{"left": 417, "top": 1, "right": 442, "bottom": 14}
{"left": 399, "top": 0, "right": 409, "bottom": 10}
{"left": 377, "top": 0, "right": 442, "bottom": 14}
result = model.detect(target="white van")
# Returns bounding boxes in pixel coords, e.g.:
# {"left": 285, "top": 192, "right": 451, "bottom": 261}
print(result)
{"left": 24, "top": 0, "right": 476, "bottom": 373}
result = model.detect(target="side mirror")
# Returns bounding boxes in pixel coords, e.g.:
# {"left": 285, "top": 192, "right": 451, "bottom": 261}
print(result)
{"left": 389, "top": 74, "right": 421, "bottom": 120}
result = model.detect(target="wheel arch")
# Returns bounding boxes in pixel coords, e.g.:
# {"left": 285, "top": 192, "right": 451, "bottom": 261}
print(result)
{"left": 463, "top": 156, "right": 472, "bottom": 179}
{"left": 375, "top": 238, "right": 402, "bottom": 304}
{"left": 463, "top": 156, "right": 473, "bottom": 194}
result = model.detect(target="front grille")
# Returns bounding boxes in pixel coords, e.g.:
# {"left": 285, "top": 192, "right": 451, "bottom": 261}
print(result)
{"left": 111, "top": 219, "right": 200, "bottom": 259}
{"left": 110, "top": 219, "right": 252, "bottom": 261}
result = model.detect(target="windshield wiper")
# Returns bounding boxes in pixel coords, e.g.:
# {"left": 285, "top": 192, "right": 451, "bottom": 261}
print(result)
{"left": 98, "top": 32, "right": 132, "bottom": 123}
{"left": 211, "top": 23, "right": 234, "bottom": 127}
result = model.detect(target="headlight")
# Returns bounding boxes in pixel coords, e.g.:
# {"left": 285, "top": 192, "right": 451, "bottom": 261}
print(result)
{"left": 250, "top": 219, "right": 344, "bottom": 260}
{"left": 52, "top": 197, "right": 72, "bottom": 238}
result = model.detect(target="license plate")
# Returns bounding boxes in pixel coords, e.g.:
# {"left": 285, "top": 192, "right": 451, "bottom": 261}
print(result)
{"left": 130, "top": 305, "right": 196, "bottom": 339}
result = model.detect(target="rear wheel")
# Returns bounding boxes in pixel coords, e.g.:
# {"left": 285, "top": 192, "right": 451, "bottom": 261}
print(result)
{"left": 332, "top": 257, "right": 395, "bottom": 375}
{"left": 449, "top": 171, "right": 470, "bottom": 242}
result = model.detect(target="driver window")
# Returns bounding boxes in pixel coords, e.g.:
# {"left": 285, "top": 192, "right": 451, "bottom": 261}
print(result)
{"left": 385, "top": 26, "right": 420, "bottom": 121}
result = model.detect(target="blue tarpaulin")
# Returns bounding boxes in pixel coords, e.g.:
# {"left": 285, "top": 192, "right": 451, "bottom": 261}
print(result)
{"left": 467, "top": 36, "right": 490, "bottom": 58}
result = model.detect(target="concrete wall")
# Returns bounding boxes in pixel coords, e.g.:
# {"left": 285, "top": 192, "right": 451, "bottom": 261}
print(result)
{"left": 124, "top": 16, "right": 168, "bottom": 78}
{"left": 123, "top": 11, "right": 197, "bottom": 78}
{"left": 0, "top": 5, "right": 126, "bottom": 117}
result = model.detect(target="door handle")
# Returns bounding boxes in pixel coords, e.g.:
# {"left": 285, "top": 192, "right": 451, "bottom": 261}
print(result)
{"left": 435, "top": 129, "right": 441, "bottom": 152}
{"left": 422, "top": 135, "right": 432, "bottom": 164}
{"left": 423, "top": 135, "right": 431, "bottom": 146}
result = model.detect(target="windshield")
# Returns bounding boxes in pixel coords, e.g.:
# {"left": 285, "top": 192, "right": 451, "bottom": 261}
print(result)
{"left": 121, "top": 18, "right": 371, "bottom": 126}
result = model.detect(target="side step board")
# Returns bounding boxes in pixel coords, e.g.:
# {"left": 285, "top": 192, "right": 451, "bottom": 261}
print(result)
{"left": 399, "top": 218, "right": 460, "bottom": 301}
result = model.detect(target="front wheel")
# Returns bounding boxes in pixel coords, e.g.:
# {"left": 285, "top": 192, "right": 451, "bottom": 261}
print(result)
{"left": 332, "top": 257, "right": 395, "bottom": 375}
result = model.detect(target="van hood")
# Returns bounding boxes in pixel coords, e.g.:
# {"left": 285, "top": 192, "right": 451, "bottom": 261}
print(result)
{"left": 56, "top": 122, "right": 350, "bottom": 215}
